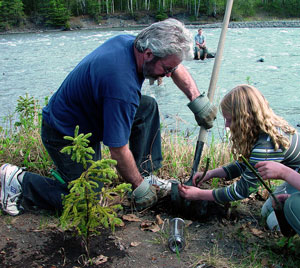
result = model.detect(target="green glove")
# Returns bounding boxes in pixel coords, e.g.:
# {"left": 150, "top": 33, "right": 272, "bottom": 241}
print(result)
{"left": 187, "top": 93, "right": 217, "bottom": 129}
{"left": 132, "top": 179, "right": 158, "bottom": 211}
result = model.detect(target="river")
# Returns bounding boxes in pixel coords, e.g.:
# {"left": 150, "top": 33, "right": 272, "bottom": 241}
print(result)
{"left": 0, "top": 27, "right": 299, "bottom": 141}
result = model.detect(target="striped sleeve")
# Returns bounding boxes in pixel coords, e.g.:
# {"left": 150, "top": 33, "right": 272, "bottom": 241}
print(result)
{"left": 222, "top": 161, "right": 246, "bottom": 180}
{"left": 213, "top": 133, "right": 287, "bottom": 204}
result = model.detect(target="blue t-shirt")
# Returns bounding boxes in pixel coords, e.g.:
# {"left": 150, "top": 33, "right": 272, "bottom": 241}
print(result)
{"left": 42, "top": 35, "right": 144, "bottom": 147}
{"left": 194, "top": 34, "right": 205, "bottom": 45}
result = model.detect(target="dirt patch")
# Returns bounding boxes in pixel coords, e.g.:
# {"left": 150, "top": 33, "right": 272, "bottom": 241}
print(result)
{"left": 1, "top": 193, "right": 299, "bottom": 268}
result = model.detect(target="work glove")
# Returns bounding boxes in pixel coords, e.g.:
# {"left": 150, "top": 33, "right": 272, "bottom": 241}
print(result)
{"left": 131, "top": 179, "right": 158, "bottom": 211}
{"left": 187, "top": 93, "right": 217, "bottom": 129}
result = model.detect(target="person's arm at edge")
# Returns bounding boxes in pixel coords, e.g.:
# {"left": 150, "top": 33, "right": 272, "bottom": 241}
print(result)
{"left": 255, "top": 161, "right": 300, "bottom": 191}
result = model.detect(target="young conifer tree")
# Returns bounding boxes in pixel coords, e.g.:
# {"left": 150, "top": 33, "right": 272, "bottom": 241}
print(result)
{"left": 59, "top": 125, "right": 131, "bottom": 259}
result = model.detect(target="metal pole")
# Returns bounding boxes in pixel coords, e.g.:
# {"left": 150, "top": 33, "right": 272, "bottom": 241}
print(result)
{"left": 187, "top": 0, "right": 234, "bottom": 185}
{"left": 171, "top": 0, "right": 234, "bottom": 215}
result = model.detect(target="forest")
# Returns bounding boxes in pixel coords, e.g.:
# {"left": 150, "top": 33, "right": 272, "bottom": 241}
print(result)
{"left": 0, "top": 0, "right": 299, "bottom": 31}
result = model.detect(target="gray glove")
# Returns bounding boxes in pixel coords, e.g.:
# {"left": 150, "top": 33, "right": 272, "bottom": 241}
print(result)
{"left": 187, "top": 93, "right": 217, "bottom": 129}
{"left": 132, "top": 179, "right": 157, "bottom": 211}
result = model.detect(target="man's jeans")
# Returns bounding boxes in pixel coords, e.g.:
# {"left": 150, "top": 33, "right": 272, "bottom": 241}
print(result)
{"left": 22, "top": 95, "right": 162, "bottom": 211}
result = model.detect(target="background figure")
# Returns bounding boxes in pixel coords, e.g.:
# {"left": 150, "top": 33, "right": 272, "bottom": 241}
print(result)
{"left": 1, "top": 18, "right": 217, "bottom": 216}
{"left": 194, "top": 28, "right": 208, "bottom": 60}
{"left": 178, "top": 84, "right": 300, "bottom": 235}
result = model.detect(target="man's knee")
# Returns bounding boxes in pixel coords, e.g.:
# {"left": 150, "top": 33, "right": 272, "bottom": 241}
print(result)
{"left": 140, "top": 95, "right": 158, "bottom": 112}
{"left": 284, "top": 192, "right": 300, "bottom": 234}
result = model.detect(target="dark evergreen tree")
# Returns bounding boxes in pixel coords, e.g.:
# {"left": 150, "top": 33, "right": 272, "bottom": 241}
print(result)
{"left": 39, "top": 0, "right": 70, "bottom": 28}
{"left": 0, "top": 0, "right": 24, "bottom": 30}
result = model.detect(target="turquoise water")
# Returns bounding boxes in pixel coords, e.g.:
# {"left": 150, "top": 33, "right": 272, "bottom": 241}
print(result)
{"left": 0, "top": 27, "right": 300, "bottom": 140}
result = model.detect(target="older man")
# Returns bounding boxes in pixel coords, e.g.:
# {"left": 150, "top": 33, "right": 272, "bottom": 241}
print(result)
{"left": 0, "top": 19, "right": 217, "bottom": 215}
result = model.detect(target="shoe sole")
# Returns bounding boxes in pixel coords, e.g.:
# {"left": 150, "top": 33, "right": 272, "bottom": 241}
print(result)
{"left": 0, "top": 164, "right": 22, "bottom": 216}
{"left": 0, "top": 163, "right": 9, "bottom": 208}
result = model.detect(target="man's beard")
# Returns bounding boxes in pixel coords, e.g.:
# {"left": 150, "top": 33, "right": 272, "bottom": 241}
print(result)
{"left": 142, "top": 59, "right": 161, "bottom": 80}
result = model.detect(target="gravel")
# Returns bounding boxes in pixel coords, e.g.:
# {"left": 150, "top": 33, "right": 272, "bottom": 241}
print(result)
{"left": 190, "top": 20, "right": 300, "bottom": 28}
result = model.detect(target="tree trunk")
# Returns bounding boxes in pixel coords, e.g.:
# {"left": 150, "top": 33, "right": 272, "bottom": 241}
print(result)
{"left": 196, "top": 0, "right": 201, "bottom": 18}
{"left": 98, "top": 0, "right": 101, "bottom": 13}
{"left": 111, "top": 0, "right": 114, "bottom": 13}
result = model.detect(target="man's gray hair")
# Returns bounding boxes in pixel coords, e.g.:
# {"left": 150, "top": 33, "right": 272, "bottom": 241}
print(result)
{"left": 134, "top": 18, "right": 194, "bottom": 61}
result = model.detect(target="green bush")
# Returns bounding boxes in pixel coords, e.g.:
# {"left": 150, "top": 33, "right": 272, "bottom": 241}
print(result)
{"left": 231, "top": 0, "right": 256, "bottom": 21}
{"left": 156, "top": 12, "right": 168, "bottom": 21}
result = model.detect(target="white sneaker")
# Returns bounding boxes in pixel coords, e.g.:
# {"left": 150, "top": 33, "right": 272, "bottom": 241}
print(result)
{"left": 0, "top": 164, "right": 24, "bottom": 216}
{"left": 144, "top": 174, "right": 172, "bottom": 192}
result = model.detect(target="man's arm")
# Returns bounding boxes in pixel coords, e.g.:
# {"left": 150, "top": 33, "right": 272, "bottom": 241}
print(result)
{"left": 109, "top": 144, "right": 143, "bottom": 189}
{"left": 171, "top": 64, "right": 200, "bottom": 101}
{"left": 200, "top": 39, "right": 206, "bottom": 47}
{"left": 171, "top": 64, "right": 217, "bottom": 129}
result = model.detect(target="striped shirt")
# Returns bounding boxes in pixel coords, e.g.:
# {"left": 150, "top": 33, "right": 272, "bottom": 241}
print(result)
{"left": 212, "top": 131, "right": 300, "bottom": 203}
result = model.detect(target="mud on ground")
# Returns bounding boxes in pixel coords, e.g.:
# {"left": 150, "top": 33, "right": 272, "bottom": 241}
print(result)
{"left": 1, "top": 193, "right": 299, "bottom": 268}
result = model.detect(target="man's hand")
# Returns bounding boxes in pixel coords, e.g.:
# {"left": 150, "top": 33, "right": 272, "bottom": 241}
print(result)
{"left": 131, "top": 180, "right": 158, "bottom": 211}
{"left": 187, "top": 94, "right": 217, "bottom": 129}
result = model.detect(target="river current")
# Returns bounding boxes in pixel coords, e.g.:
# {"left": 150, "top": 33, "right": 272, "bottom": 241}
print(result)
{"left": 0, "top": 27, "right": 299, "bottom": 140}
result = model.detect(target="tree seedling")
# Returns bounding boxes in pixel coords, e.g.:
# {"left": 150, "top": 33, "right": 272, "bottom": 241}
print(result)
{"left": 59, "top": 126, "right": 131, "bottom": 261}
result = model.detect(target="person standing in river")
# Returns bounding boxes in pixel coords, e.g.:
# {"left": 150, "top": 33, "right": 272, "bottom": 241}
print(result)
{"left": 178, "top": 84, "right": 300, "bottom": 235}
{"left": 0, "top": 18, "right": 217, "bottom": 216}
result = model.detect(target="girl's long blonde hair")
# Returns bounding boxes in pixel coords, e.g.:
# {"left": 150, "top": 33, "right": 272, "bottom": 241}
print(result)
{"left": 220, "top": 84, "right": 295, "bottom": 158}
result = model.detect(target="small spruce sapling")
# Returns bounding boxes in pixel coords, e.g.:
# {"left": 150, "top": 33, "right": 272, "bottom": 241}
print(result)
{"left": 59, "top": 126, "right": 131, "bottom": 259}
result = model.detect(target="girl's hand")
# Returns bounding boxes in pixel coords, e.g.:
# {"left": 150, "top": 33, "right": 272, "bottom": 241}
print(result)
{"left": 178, "top": 184, "right": 202, "bottom": 200}
{"left": 192, "top": 171, "right": 211, "bottom": 187}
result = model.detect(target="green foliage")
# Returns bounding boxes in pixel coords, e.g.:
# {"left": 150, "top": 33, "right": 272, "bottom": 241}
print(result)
{"left": 15, "top": 93, "right": 40, "bottom": 129}
{"left": 2, "top": 0, "right": 300, "bottom": 31}
{"left": 59, "top": 126, "right": 131, "bottom": 258}
{"left": 261, "top": 0, "right": 300, "bottom": 17}
{"left": 86, "top": 0, "right": 101, "bottom": 19}
{"left": 277, "top": 236, "right": 294, "bottom": 249}
{"left": 0, "top": 0, "right": 24, "bottom": 31}
{"left": 60, "top": 126, "right": 95, "bottom": 170}
{"left": 0, "top": 94, "right": 52, "bottom": 175}
{"left": 156, "top": 12, "right": 168, "bottom": 21}
{"left": 42, "top": 0, "right": 70, "bottom": 27}
{"left": 231, "top": 0, "right": 256, "bottom": 21}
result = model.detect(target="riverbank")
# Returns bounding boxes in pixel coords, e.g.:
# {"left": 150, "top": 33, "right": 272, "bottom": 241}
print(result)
{"left": 77, "top": 17, "right": 300, "bottom": 29}
{"left": 2, "top": 14, "right": 300, "bottom": 35}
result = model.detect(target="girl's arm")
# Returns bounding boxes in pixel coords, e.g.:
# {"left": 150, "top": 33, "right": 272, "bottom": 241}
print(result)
{"left": 178, "top": 185, "right": 215, "bottom": 201}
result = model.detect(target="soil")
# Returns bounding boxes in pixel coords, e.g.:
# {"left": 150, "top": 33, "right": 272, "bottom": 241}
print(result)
{"left": 1, "top": 190, "right": 299, "bottom": 268}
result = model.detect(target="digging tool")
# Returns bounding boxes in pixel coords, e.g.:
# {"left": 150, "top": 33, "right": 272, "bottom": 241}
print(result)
{"left": 171, "top": 0, "right": 234, "bottom": 217}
